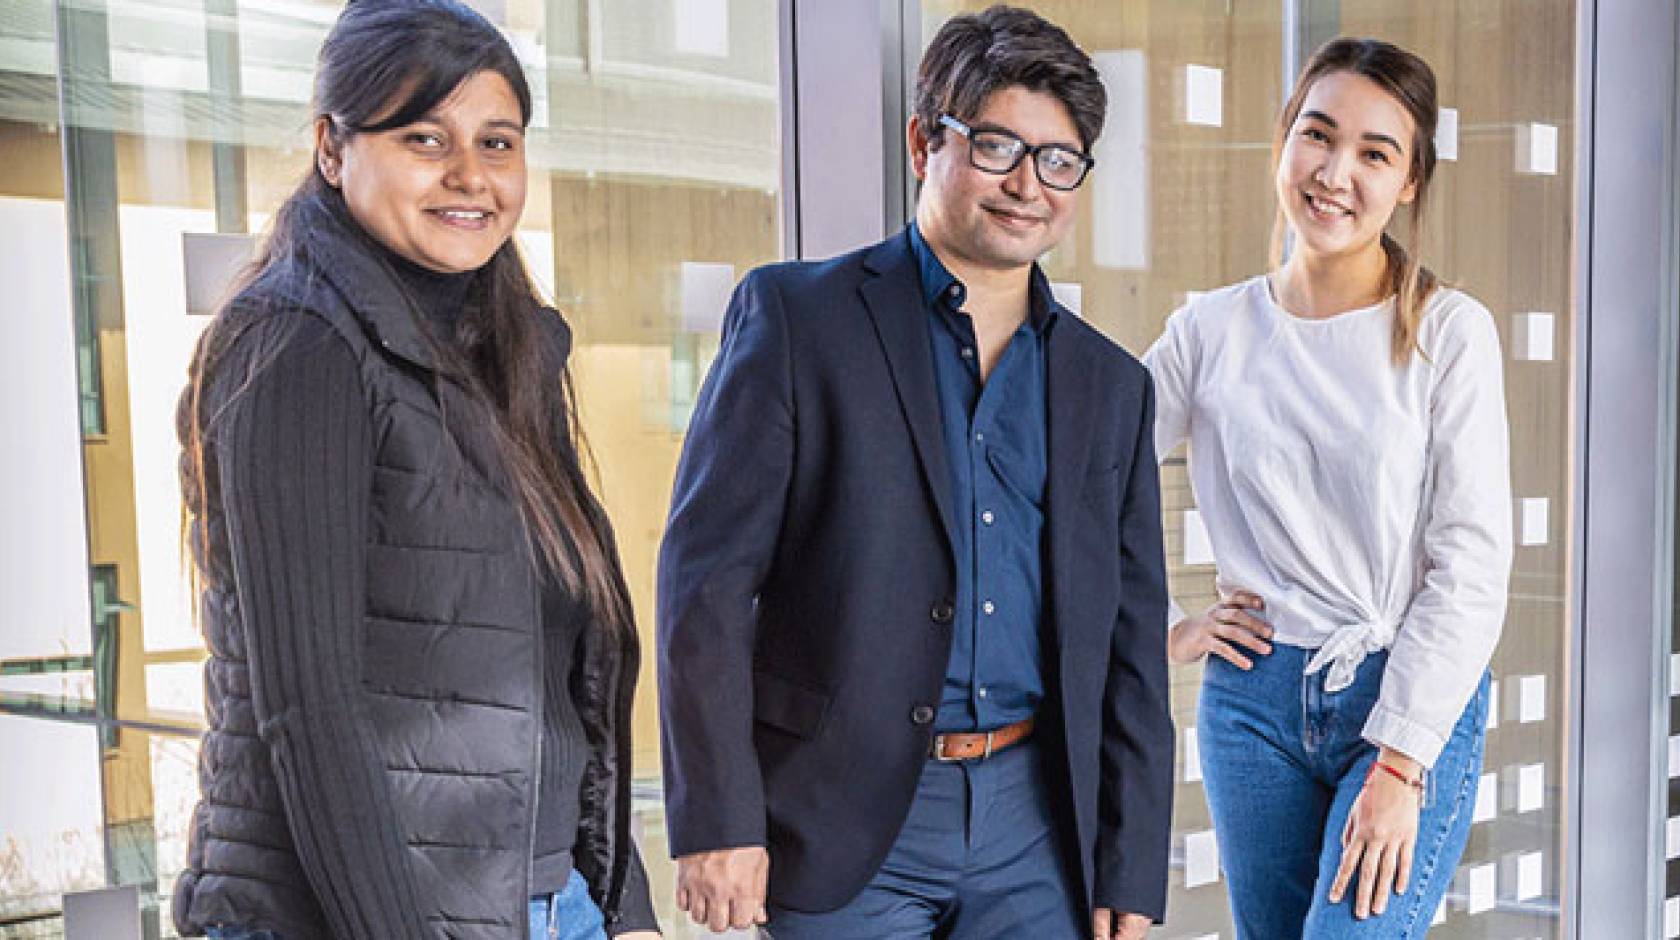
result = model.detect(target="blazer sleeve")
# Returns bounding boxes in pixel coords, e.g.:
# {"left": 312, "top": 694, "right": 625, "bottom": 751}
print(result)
{"left": 657, "top": 268, "right": 796, "bottom": 857}
{"left": 1093, "top": 373, "right": 1175, "bottom": 921}
{"left": 214, "top": 316, "right": 429, "bottom": 938}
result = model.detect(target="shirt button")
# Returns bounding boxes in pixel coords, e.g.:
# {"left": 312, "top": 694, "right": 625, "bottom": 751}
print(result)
{"left": 961, "top": 347, "right": 975, "bottom": 359}
{"left": 978, "top": 687, "right": 989, "bottom": 699}
{"left": 930, "top": 600, "right": 955, "bottom": 624}
{"left": 982, "top": 600, "right": 996, "bottom": 615}
{"left": 981, "top": 510, "right": 995, "bottom": 525}
{"left": 911, "top": 705, "right": 936, "bottom": 725}
{"left": 975, "top": 431, "right": 985, "bottom": 443}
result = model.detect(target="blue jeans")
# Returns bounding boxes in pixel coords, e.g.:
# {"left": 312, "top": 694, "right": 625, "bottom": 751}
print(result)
{"left": 530, "top": 868, "right": 609, "bottom": 940}
{"left": 1199, "top": 644, "right": 1489, "bottom": 940}
{"left": 209, "top": 869, "right": 606, "bottom": 940}
{"left": 764, "top": 738, "right": 1083, "bottom": 939}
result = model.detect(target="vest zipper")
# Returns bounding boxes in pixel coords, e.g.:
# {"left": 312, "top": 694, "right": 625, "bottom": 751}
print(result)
{"left": 526, "top": 574, "right": 544, "bottom": 928}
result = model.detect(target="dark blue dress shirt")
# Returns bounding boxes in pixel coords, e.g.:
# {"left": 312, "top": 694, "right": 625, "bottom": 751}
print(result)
{"left": 909, "top": 224, "right": 1056, "bottom": 733}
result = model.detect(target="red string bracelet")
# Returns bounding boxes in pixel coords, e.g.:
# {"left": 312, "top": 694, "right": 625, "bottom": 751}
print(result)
{"left": 1367, "top": 760, "right": 1425, "bottom": 791}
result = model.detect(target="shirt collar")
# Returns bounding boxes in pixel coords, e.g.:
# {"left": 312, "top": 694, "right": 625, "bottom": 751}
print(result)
{"left": 908, "top": 223, "right": 1058, "bottom": 335}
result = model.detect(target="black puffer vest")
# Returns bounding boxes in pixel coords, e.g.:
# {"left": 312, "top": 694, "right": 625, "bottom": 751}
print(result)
{"left": 173, "top": 202, "right": 640, "bottom": 938}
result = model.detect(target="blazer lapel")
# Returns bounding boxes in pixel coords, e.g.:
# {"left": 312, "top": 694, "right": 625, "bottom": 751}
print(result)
{"left": 858, "top": 236, "right": 959, "bottom": 556}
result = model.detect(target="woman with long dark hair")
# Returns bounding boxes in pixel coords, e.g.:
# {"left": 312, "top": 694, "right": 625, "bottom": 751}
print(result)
{"left": 1144, "top": 39, "right": 1511, "bottom": 937}
{"left": 172, "top": 2, "right": 659, "bottom": 937}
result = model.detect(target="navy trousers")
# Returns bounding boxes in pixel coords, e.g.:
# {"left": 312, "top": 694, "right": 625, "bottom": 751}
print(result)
{"left": 763, "top": 739, "right": 1084, "bottom": 939}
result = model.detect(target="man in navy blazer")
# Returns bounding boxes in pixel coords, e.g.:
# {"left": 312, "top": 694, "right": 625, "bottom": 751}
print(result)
{"left": 658, "top": 7, "right": 1172, "bottom": 938}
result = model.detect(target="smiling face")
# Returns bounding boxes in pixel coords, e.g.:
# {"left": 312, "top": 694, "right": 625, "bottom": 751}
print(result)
{"left": 910, "top": 85, "right": 1083, "bottom": 275}
{"left": 318, "top": 69, "right": 528, "bottom": 274}
{"left": 1275, "top": 69, "right": 1419, "bottom": 263}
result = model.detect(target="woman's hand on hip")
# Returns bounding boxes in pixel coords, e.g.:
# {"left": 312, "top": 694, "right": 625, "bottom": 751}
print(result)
{"left": 1329, "top": 748, "right": 1425, "bottom": 919}
{"left": 1166, "top": 591, "right": 1273, "bottom": 667}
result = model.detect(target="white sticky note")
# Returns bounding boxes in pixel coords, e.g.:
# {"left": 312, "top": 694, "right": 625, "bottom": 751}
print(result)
{"left": 1513, "top": 312, "right": 1555, "bottom": 362}
{"left": 1669, "top": 736, "right": 1680, "bottom": 778}
{"left": 673, "top": 0, "right": 728, "bottom": 57}
{"left": 1051, "top": 282, "right": 1084, "bottom": 317}
{"left": 1436, "top": 107, "right": 1459, "bottom": 161}
{"left": 1183, "top": 726, "right": 1203, "bottom": 782}
{"left": 1518, "top": 763, "right": 1544, "bottom": 813}
{"left": 1182, "top": 509, "right": 1215, "bottom": 566}
{"left": 1516, "top": 122, "right": 1559, "bottom": 175}
{"left": 679, "top": 262, "right": 735, "bottom": 333}
{"left": 1516, "top": 851, "right": 1543, "bottom": 901}
{"left": 1092, "top": 50, "right": 1150, "bottom": 272}
{"left": 1670, "top": 653, "right": 1680, "bottom": 696}
{"left": 1668, "top": 817, "right": 1680, "bottom": 860}
{"left": 1467, "top": 863, "right": 1497, "bottom": 914}
{"left": 1520, "top": 498, "right": 1550, "bottom": 547}
{"left": 1185, "top": 829, "right": 1220, "bottom": 887}
{"left": 1184, "top": 64, "right": 1223, "bottom": 127}
{"left": 1520, "top": 674, "right": 1547, "bottom": 723}
{"left": 1473, "top": 772, "right": 1497, "bottom": 822}
{"left": 1487, "top": 678, "right": 1501, "bottom": 729}
{"left": 1664, "top": 896, "right": 1678, "bottom": 938}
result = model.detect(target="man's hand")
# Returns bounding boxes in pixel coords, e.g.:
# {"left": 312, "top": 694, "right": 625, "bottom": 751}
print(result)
{"left": 1091, "top": 908, "right": 1151, "bottom": 940}
{"left": 675, "top": 846, "right": 770, "bottom": 933}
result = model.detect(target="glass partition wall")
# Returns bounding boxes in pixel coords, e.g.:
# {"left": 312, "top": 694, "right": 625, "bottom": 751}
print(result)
{"left": 910, "top": 2, "right": 1574, "bottom": 937}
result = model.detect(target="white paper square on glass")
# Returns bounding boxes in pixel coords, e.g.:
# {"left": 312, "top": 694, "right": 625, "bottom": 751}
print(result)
{"left": 1467, "top": 863, "right": 1497, "bottom": 914}
{"left": 1183, "top": 727, "right": 1202, "bottom": 782}
{"left": 1435, "top": 107, "right": 1459, "bottom": 161}
{"left": 1487, "top": 678, "right": 1500, "bottom": 729}
{"left": 1513, "top": 312, "right": 1555, "bottom": 362}
{"left": 1516, "top": 851, "right": 1543, "bottom": 901}
{"left": 1473, "top": 772, "right": 1497, "bottom": 822}
{"left": 1182, "top": 509, "right": 1215, "bottom": 566}
{"left": 1520, "top": 498, "right": 1549, "bottom": 547}
{"left": 1668, "top": 817, "right": 1680, "bottom": 860}
{"left": 1516, "top": 122, "right": 1559, "bottom": 175}
{"left": 1091, "top": 50, "right": 1150, "bottom": 272}
{"left": 1518, "top": 763, "right": 1544, "bottom": 813}
{"left": 673, "top": 0, "right": 728, "bottom": 58}
{"left": 1184, "top": 64, "right": 1223, "bottom": 127}
{"left": 1669, "top": 736, "right": 1680, "bottom": 779}
{"left": 679, "top": 262, "right": 735, "bottom": 333}
{"left": 1664, "top": 896, "right": 1679, "bottom": 939}
{"left": 1051, "top": 282, "right": 1084, "bottom": 317}
{"left": 1520, "top": 674, "right": 1547, "bottom": 723}
{"left": 1670, "top": 653, "right": 1680, "bottom": 696}
{"left": 1185, "top": 829, "right": 1220, "bottom": 887}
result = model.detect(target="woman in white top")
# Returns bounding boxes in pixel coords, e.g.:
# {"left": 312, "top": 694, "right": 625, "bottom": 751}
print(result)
{"left": 1143, "top": 38, "right": 1511, "bottom": 939}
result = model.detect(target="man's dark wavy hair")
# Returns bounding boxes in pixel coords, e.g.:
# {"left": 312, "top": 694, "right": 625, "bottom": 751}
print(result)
{"left": 915, "top": 5, "right": 1107, "bottom": 151}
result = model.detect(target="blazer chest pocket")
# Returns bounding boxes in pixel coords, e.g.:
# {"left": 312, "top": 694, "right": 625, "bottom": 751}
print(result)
{"left": 753, "top": 670, "right": 831, "bottom": 740}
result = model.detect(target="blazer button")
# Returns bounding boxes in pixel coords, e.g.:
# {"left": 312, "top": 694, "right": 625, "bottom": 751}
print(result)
{"left": 911, "top": 705, "right": 935, "bottom": 725}
{"left": 930, "top": 600, "right": 955, "bottom": 625}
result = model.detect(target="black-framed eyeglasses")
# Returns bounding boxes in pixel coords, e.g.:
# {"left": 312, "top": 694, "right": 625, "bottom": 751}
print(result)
{"left": 938, "top": 114, "right": 1094, "bottom": 191}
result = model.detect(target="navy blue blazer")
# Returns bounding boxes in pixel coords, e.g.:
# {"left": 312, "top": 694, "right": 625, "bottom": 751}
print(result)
{"left": 656, "top": 230, "right": 1174, "bottom": 920}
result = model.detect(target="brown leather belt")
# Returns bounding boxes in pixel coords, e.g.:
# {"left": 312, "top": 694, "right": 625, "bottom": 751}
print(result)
{"left": 930, "top": 716, "right": 1035, "bottom": 762}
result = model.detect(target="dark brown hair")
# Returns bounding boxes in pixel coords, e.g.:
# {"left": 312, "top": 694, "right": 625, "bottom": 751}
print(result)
{"left": 1271, "top": 37, "right": 1442, "bottom": 365}
{"left": 915, "top": 5, "right": 1107, "bottom": 151}
{"left": 180, "top": 0, "right": 629, "bottom": 629}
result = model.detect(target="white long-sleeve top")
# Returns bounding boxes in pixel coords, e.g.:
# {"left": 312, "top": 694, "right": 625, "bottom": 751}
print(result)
{"left": 1143, "top": 275, "right": 1513, "bottom": 768}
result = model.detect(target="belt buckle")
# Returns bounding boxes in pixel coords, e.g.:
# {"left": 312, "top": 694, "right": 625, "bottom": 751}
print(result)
{"left": 931, "top": 730, "right": 996, "bottom": 763}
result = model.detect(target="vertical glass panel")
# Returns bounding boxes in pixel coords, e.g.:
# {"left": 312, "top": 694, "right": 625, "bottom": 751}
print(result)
{"left": 0, "top": 715, "right": 107, "bottom": 933}
{"left": 3, "top": 0, "right": 784, "bottom": 936}
{"left": 917, "top": 3, "right": 1577, "bottom": 938}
